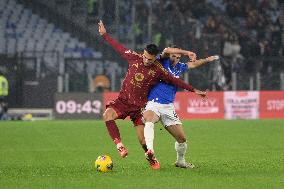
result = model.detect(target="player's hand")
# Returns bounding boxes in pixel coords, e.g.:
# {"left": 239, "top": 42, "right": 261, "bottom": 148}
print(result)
{"left": 187, "top": 51, "right": 196, "bottom": 62}
{"left": 98, "top": 20, "right": 106, "bottom": 35}
{"left": 206, "top": 55, "right": 219, "bottom": 62}
{"left": 194, "top": 89, "right": 208, "bottom": 99}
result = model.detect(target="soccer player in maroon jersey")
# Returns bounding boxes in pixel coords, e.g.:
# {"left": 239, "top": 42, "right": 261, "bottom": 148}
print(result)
{"left": 98, "top": 20, "right": 206, "bottom": 169}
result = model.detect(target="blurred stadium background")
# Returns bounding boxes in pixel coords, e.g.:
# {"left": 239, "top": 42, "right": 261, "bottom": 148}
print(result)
{"left": 0, "top": 0, "right": 283, "bottom": 120}
{"left": 0, "top": 1, "right": 284, "bottom": 188}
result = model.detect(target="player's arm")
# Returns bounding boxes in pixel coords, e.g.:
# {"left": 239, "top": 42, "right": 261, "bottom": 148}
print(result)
{"left": 188, "top": 55, "right": 219, "bottom": 69}
{"left": 162, "top": 70, "right": 207, "bottom": 97}
{"left": 161, "top": 47, "right": 196, "bottom": 61}
{"left": 98, "top": 20, "right": 131, "bottom": 59}
{"left": 157, "top": 64, "right": 194, "bottom": 92}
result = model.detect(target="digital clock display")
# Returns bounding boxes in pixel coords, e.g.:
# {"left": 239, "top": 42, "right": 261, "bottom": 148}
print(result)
{"left": 56, "top": 100, "right": 101, "bottom": 114}
{"left": 54, "top": 93, "right": 103, "bottom": 119}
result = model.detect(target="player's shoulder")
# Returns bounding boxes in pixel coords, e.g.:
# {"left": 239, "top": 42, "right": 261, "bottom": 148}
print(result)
{"left": 177, "top": 62, "right": 189, "bottom": 70}
{"left": 158, "top": 55, "right": 170, "bottom": 63}
{"left": 124, "top": 49, "right": 142, "bottom": 58}
{"left": 153, "top": 60, "right": 168, "bottom": 74}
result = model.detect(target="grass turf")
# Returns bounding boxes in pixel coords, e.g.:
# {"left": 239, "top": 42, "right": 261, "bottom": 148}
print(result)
{"left": 0, "top": 120, "right": 283, "bottom": 189}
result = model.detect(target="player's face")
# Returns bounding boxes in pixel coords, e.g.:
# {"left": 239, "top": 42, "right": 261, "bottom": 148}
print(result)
{"left": 142, "top": 50, "right": 157, "bottom": 66}
{"left": 170, "top": 53, "right": 181, "bottom": 65}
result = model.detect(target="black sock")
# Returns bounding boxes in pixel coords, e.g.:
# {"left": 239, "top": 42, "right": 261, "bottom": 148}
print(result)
{"left": 142, "top": 144, "right": 148, "bottom": 152}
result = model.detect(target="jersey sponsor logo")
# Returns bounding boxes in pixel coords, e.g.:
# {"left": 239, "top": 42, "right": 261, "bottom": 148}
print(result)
{"left": 148, "top": 69, "right": 156, "bottom": 77}
{"left": 133, "top": 63, "right": 139, "bottom": 68}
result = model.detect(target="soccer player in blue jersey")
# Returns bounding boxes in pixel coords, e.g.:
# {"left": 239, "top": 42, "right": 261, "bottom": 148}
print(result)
{"left": 143, "top": 46, "right": 219, "bottom": 168}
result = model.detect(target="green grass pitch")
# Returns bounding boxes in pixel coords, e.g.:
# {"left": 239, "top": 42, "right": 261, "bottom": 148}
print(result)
{"left": 0, "top": 120, "right": 284, "bottom": 189}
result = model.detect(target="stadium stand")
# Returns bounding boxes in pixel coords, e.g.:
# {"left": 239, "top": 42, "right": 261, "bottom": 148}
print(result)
{"left": 0, "top": 0, "right": 90, "bottom": 58}
{"left": 0, "top": 0, "right": 283, "bottom": 109}
{"left": 0, "top": 0, "right": 123, "bottom": 87}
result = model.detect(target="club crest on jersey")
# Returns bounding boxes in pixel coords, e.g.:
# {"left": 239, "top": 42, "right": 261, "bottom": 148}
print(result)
{"left": 135, "top": 73, "right": 144, "bottom": 81}
{"left": 130, "top": 73, "right": 144, "bottom": 88}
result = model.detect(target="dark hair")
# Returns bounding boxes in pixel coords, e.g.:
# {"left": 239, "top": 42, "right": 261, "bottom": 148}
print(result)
{"left": 145, "top": 44, "right": 159, "bottom": 55}
{"left": 170, "top": 44, "right": 180, "bottom": 49}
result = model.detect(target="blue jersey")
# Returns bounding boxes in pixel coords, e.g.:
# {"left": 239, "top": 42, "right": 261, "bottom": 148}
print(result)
{"left": 148, "top": 57, "right": 189, "bottom": 104}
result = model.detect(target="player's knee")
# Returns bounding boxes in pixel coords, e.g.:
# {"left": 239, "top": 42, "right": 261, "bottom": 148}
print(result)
{"left": 176, "top": 136, "right": 187, "bottom": 143}
{"left": 103, "top": 109, "right": 114, "bottom": 121}
{"left": 143, "top": 110, "right": 156, "bottom": 122}
{"left": 102, "top": 112, "right": 108, "bottom": 121}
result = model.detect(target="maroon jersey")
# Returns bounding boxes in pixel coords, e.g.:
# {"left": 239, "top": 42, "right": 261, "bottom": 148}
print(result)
{"left": 102, "top": 33, "right": 195, "bottom": 107}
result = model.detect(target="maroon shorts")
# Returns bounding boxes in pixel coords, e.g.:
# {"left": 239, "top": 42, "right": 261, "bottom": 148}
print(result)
{"left": 106, "top": 97, "right": 144, "bottom": 126}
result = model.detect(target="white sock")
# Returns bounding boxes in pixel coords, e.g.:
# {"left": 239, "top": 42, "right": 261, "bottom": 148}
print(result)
{"left": 175, "top": 141, "right": 187, "bottom": 163}
{"left": 144, "top": 122, "right": 155, "bottom": 151}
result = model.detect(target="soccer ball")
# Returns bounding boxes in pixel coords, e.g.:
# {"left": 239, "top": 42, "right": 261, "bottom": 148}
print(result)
{"left": 94, "top": 155, "right": 113, "bottom": 172}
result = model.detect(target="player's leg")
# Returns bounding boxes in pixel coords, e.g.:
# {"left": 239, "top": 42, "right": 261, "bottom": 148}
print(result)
{"left": 103, "top": 101, "right": 128, "bottom": 158}
{"left": 143, "top": 101, "right": 160, "bottom": 152}
{"left": 103, "top": 107, "right": 119, "bottom": 140}
{"left": 164, "top": 124, "right": 194, "bottom": 168}
{"left": 160, "top": 106, "right": 195, "bottom": 168}
{"left": 134, "top": 124, "right": 148, "bottom": 152}
{"left": 135, "top": 123, "right": 160, "bottom": 170}
{"left": 165, "top": 124, "right": 186, "bottom": 143}
{"left": 143, "top": 110, "right": 159, "bottom": 151}
{"left": 133, "top": 109, "right": 160, "bottom": 170}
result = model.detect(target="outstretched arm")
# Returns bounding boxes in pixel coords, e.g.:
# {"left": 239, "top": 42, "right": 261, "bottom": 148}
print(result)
{"left": 156, "top": 63, "right": 194, "bottom": 92}
{"left": 162, "top": 70, "right": 207, "bottom": 97}
{"left": 157, "top": 63, "right": 207, "bottom": 97}
{"left": 188, "top": 55, "right": 219, "bottom": 69}
{"left": 98, "top": 20, "right": 130, "bottom": 58}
